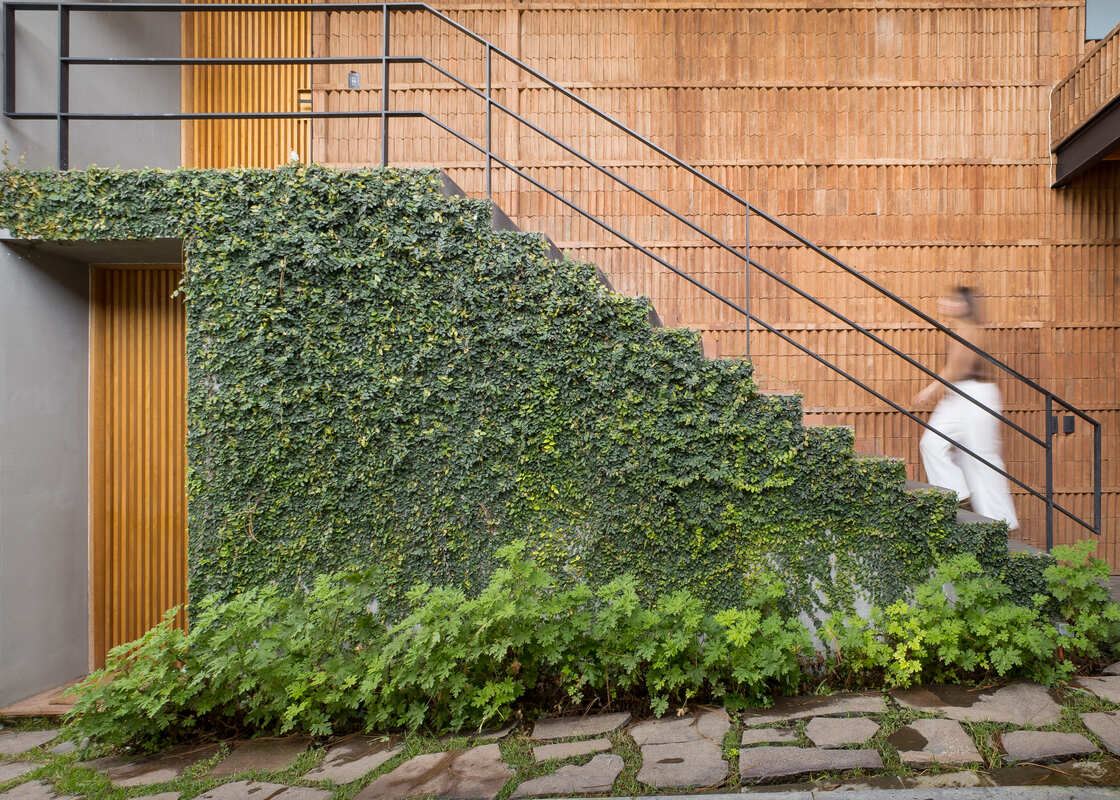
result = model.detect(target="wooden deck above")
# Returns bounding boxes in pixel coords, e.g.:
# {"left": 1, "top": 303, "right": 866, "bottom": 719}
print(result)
{"left": 1051, "top": 19, "right": 1120, "bottom": 185}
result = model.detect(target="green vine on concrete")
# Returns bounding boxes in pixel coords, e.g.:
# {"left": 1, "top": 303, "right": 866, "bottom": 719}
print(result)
{"left": 0, "top": 165, "right": 1033, "bottom": 616}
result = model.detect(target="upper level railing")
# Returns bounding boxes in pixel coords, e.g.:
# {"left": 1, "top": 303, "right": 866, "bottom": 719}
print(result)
{"left": 1051, "top": 19, "right": 1120, "bottom": 148}
{"left": 2, "top": 0, "right": 1104, "bottom": 549}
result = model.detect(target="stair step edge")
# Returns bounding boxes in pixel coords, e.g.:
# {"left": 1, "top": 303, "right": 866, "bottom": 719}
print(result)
{"left": 904, "top": 479, "right": 955, "bottom": 495}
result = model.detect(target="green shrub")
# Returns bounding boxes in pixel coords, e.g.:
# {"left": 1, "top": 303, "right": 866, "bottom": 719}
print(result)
{"left": 65, "top": 542, "right": 811, "bottom": 751}
{"left": 1046, "top": 540, "right": 1120, "bottom": 662}
{"left": 361, "top": 541, "right": 589, "bottom": 732}
{"left": 65, "top": 539, "right": 1120, "bottom": 753}
{"left": 875, "top": 554, "right": 1065, "bottom": 686}
{"left": 65, "top": 610, "right": 193, "bottom": 752}
{"left": 818, "top": 551, "right": 1113, "bottom": 688}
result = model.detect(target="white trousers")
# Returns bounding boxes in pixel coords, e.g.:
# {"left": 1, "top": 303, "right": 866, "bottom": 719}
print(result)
{"left": 919, "top": 380, "right": 1019, "bottom": 530}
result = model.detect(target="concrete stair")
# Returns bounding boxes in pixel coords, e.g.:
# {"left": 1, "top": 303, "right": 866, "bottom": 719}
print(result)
{"left": 436, "top": 171, "right": 661, "bottom": 327}
{"left": 436, "top": 170, "right": 1043, "bottom": 567}
{"left": 903, "top": 479, "right": 1045, "bottom": 558}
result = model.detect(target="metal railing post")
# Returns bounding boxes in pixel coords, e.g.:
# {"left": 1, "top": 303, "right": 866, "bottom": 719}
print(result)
{"left": 1095, "top": 419, "right": 1103, "bottom": 534}
{"left": 4, "top": 3, "right": 16, "bottom": 116}
{"left": 1046, "top": 394, "right": 1055, "bottom": 551}
{"left": 57, "top": 2, "right": 68, "bottom": 169}
{"left": 380, "top": 3, "right": 389, "bottom": 167}
{"left": 484, "top": 42, "right": 491, "bottom": 201}
{"left": 744, "top": 207, "right": 751, "bottom": 360}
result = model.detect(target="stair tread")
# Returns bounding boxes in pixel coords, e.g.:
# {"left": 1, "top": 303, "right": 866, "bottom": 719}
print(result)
{"left": 905, "top": 482, "right": 1041, "bottom": 556}
{"left": 438, "top": 170, "right": 660, "bottom": 327}
{"left": 854, "top": 452, "right": 903, "bottom": 462}
{"left": 956, "top": 507, "right": 999, "bottom": 525}
{"left": 904, "top": 479, "right": 955, "bottom": 495}
{"left": 1007, "top": 537, "right": 1046, "bottom": 557}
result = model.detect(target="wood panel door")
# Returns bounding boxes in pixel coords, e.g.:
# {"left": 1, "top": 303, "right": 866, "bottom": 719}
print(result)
{"left": 181, "top": 0, "right": 311, "bottom": 168}
{"left": 90, "top": 266, "right": 188, "bottom": 667}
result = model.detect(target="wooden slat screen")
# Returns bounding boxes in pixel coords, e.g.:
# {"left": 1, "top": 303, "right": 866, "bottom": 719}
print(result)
{"left": 90, "top": 266, "right": 188, "bottom": 667}
{"left": 181, "top": 0, "right": 311, "bottom": 168}
{"left": 1052, "top": 19, "right": 1120, "bottom": 146}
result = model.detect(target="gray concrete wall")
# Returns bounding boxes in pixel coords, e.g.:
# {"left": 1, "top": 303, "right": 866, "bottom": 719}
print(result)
{"left": 0, "top": 244, "right": 89, "bottom": 707}
{"left": 1, "top": 0, "right": 180, "bottom": 169}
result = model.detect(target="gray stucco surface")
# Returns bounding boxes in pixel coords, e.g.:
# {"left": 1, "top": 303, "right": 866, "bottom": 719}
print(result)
{"left": 1, "top": 0, "right": 180, "bottom": 169}
{"left": 0, "top": 243, "right": 90, "bottom": 707}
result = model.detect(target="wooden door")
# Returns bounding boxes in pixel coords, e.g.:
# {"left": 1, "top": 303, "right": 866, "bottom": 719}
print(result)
{"left": 181, "top": 0, "right": 311, "bottom": 168}
{"left": 90, "top": 266, "right": 188, "bottom": 667}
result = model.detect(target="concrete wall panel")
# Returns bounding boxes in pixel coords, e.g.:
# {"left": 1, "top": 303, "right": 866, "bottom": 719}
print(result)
{"left": 0, "top": 243, "right": 90, "bottom": 707}
{"left": 1, "top": 2, "right": 180, "bottom": 169}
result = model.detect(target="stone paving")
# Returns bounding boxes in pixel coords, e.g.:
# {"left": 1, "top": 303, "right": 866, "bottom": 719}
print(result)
{"left": 1000, "top": 731, "right": 1097, "bottom": 764}
{"left": 80, "top": 743, "right": 220, "bottom": 787}
{"left": 5, "top": 673, "right": 1120, "bottom": 798}
{"left": 530, "top": 711, "right": 630, "bottom": 740}
{"left": 1082, "top": 711, "right": 1120, "bottom": 756}
{"left": 804, "top": 717, "right": 879, "bottom": 747}
{"left": 511, "top": 754, "right": 623, "bottom": 798}
{"left": 0, "top": 780, "right": 80, "bottom": 800}
{"left": 532, "top": 737, "right": 611, "bottom": 762}
{"left": 208, "top": 737, "right": 310, "bottom": 778}
{"left": 740, "top": 692, "right": 886, "bottom": 725}
{"left": 1076, "top": 676, "right": 1120, "bottom": 703}
{"left": 888, "top": 718, "right": 982, "bottom": 766}
{"left": 741, "top": 728, "right": 799, "bottom": 746}
{"left": 354, "top": 743, "right": 513, "bottom": 800}
{"left": 196, "top": 781, "right": 329, "bottom": 799}
{"left": 0, "top": 732, "right": 59, "bottom": 756}
{"left": 301, "top": 737, "right": 401, "bottom": 784}
{"left": 739, "top": 745, "right": 883, "bottom": 780}
{"left": 631, "top": 709, "right": 730, "bottom": 789}
{"left": 0, "top": 764, "right": 36, "bottom": 784}
{"left": 893, "top": 682, "right": 1063, "bottom": 727}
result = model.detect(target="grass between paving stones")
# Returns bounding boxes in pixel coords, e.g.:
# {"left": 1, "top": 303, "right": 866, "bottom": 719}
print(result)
{"left": 496, "top": 732, "right": 606, "bottom": 800}
{"left": 962, "top": 720, "right": 1018, "bottom": 770}
{"left": 601, "top": 729, "right": 646, "bottom": 796}
{"left": 319, "top": 732, "right": 458, "bottom": 800}
{"left": 721, "top": 725, "right": 741, "bottom": 793}
{"left": 962, "top": 685, "right": 1120, "bottom": 772}
{"left": 0, "top": 717, "right": 59, "bottom": 733}
{"left": 6, "top": 686, "right": 1120, "bottom": 799}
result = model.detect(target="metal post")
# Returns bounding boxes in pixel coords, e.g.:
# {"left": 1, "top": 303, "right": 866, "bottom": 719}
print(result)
{"left": 485, "top": 42, "right": 492, "bottom": 201}
{"left": 57, "top": 3, "right": 69, "bottom": 170}
{"left": 4, "top": 3, "right": 16, "bottom": 116}
{"left": 1045, "top": 394, "right": 1054, "bottom": 552}
{"left": 380, "top": 3, "right": 389, "bottom": 167}
{"left": 744, "top": 207, "right": 751, "bottom": 360}
{"left": 1094, "top": 419, "right": 1103, "bottom": 535}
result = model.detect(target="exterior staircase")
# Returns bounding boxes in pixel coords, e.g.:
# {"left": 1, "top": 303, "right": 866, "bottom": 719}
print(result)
{"left": 438, "top": 170, "right": 1042, "bottom": 568}
{"left": 0, "top": 0, "right": 1100, "bottom": 555}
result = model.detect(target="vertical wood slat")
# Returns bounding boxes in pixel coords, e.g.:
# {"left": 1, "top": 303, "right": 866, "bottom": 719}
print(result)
{"left": 181, "top": 0, "right": 311, "bottom": 168}
{"left": 90, "top": 266, "right": 187, "bottom": 668}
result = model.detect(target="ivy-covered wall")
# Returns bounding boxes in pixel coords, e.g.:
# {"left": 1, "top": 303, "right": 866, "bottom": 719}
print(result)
{"left": 0, "top": 166, "right": 1019, "bottom": 615}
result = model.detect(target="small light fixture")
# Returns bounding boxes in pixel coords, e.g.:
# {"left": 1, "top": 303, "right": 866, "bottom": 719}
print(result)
{"left": 348, "top": 71, "right": 360, "bottom": 90}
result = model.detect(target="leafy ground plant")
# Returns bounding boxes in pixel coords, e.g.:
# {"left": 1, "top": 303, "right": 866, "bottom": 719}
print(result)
{"left": 63, "top": 540, "right": 1120, "bottom": 753}
{"left": 820, "top": 547, "right": 1120, "bottom": 689}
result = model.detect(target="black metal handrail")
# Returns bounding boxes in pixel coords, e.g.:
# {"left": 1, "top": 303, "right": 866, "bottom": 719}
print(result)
{"left": 2, "top": 0, "right": 1103, "bottom": 547}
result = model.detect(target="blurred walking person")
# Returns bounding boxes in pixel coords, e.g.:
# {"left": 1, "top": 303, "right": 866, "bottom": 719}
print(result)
{"left": 914, "top": 286, "right": 1019, "bottom": 530}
